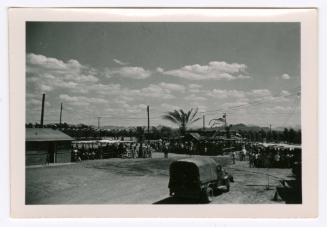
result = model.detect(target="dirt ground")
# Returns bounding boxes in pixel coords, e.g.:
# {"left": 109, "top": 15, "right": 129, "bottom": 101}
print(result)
{"left": 26, "top": 152, "right": 292, "bottom": 204}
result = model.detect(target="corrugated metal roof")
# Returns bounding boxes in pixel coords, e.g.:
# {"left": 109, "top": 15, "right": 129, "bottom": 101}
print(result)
{"left": 26, "top": 128, "right": 73, "bottom": 142}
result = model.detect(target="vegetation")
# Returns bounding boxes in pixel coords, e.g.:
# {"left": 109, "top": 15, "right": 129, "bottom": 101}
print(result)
{"left": 236, "top": 128, "right": 301, "bottom": 144}
{"left": 25, "top": 122, "right": 301, "bottom": 144}
{"left": 162, "top": 108, "right": 200, "bottom": 135}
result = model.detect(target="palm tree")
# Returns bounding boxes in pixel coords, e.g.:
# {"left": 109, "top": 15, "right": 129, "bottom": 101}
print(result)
{"left": 162, "top": 108, "right": 200, "bottom": 135}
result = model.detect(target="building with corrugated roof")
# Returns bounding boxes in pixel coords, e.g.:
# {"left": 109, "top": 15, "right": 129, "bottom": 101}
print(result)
{"left": 26, "top": 128, "right": 73, "bottom": 165}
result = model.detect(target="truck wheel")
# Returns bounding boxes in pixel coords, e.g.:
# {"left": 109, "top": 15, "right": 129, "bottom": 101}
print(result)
{"left": 202, "top": 187, "right": 213, "bottom": 203}
{"left": 225, "top": 180, "right": 230, "bottom": 192}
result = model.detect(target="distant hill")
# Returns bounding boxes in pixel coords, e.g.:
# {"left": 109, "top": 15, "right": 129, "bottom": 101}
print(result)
{"left": 230, "top": 123, "right": 270, "bottom": 132}
{"left": 101, "top": 125, "right": 138, "bottom": 131}
{"left": 192, "top": 123, "right": 299, "bottom": 132}
{"left": 274, "top": 125, "right": 301, "bottom": 131}
{"left": 100, "top": 123, "right": 300, "bottom": 132}
{"left": 207, "top": 123, "right": 270, "bottom": 132}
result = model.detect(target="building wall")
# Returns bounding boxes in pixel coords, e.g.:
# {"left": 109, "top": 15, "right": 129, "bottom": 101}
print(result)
{"left": 55, "top": 141, "right": 72, "bottom": 163}
{"left": 26, "top": 141, "right": 72, "bottom": 165}
{"left": 26, "top": 141, "right": 48, "bottom": 165}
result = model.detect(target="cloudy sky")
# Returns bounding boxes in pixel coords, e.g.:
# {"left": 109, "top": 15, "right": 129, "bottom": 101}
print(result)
{"left": 26, "top": 22, "right": 301, "bottom": 128}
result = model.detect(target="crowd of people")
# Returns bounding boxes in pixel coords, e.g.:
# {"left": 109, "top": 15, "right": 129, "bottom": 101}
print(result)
{"left": 71, "top": 139, "right": 231, "bottom": 161}
{"left": 162, "top": 140, "right": 243, "bottom": 156}
{"left": 231, "top": 143, "right": 301, "bottom": 168}
{"left": 72, "top": 141, "right": 154, "bottom": 161}
{"left": 71, "top": 139, "right": 301, "bottom": 170}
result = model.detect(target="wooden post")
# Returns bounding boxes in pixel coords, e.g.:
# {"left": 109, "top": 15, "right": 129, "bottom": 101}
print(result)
{"left": 147, "top": 105, "right": 150, "bottom": 135}
{"left": 203, "top": 114, "right": 205, "bottom": 130}
{"left": 59, "top": 103, "right": 63, "bottom": 126}
{"left": 40, "top": 93, "right": 45, "bottom": 127}
{"left": 97, "top": 117, "right": 101, "bottom": 139}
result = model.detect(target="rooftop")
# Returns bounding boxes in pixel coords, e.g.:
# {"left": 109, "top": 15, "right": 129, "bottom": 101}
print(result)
{"left": 26, "top": 128, "right": 74, "bottom": 142}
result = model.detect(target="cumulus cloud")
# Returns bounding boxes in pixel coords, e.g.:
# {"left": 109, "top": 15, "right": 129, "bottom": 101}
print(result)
{"left": 158, "top": 82, "right": 185, "bottom": 92}
{"left": 40, "top": 84, "right": 53, "bottom": 92}
{"left": 124, "top": 104, "right": 148, "bottom": 114}
{"left": 90, "top": 82, "right": 177, "bottom": 101}
{"left": 105, "top": 66, "right": 151, "bottom": 79}
{"left": 237, "top": 74, "right": 251, "bottom": 79}
{"left": 207, "top": 89, "right": 246, "bottom": 99}
{"left": 85, "top": 82, "right": 177, "bottom": 101}
{"left": 26, "top": 53, "right": 175, "bottom": 118}
{"left": 59, "top": 94, "right": 107, "bottom": 106}
{"left": 103, "top": 102, "right": 148, "bottom": 115}
{"left": 27, "top": 53, "right": 70, "bottom": 71}
{"left": 59, "top": 94, "right": 80, "bottom": 102}
{"left": 27, "top": 53, "right": 297, "bottom": 126}
{"left": 206, "top": 88, "right": 291, "bottom": 106}
{"left": 221, "top": 101, "right": 248, "bottom": 109}
{"left": 113, "top": 58, "right": 129, "bottom": 66}
{"left": 247, "top": 89, "right": 292, "bottom": 104}
{"left": 159, "top": 61, "right": 250, "bottom": 80}
{"left": 156, "top": 67, "right": 164, "bottom": 73}
{"left": 138, "top": 82, "right": 187, "bottom": 99}
{"left": 161, "top": 103, "right": 181, "bottom": 111}
{"left": 26, "top": 53, "right": 100, "bottom": 95}
{"left": 26, "top": 98, "right": 51, "bottom": 107}
{"left": 248, "top": 89, "right": 271, "bottom": 97}
{"left": 264, "top": 105, "right": 294, "bottom": 113}
{"left": 27, "top": 53, "right": 98, "bottom": 82}
{"left": 65, "top": 74, "right": 98, "bottom": 83}
{"left": 246, "top": 89, "right": 291, "bottom": 103}
{"left": 187, "top": 84, "right": 203, "bottom": 93}
{"left": 280, "top": 90, "right": 290, "bottom": 96}
{"left": 184, "top": 94, "right": 207, "bottom": 102}
{"left": 140, "top": 84, "right": 175, "bottom": 99}
{"left": 196, "top": 105, "right": 207, "bottom": 113}
{"left": 87, "top": 83, "right": 121, "bottom": 96}
{"left": 188, "top": 84, "right": 202, "bottom": 89}
{"left": 281, "top": 73, "right": 291, "bottom": 80}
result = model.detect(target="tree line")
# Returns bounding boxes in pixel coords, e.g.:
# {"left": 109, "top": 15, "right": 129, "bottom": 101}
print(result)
{"left": 25, "top": 122, "right": 301, "bottom": 144}
{"left": 25, "top": 107, "right": 300, "bottom": 144}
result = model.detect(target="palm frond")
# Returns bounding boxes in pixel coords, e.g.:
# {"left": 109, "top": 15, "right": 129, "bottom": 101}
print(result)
{"left": 162, "top": 114, "right": 179, "bottom": 125}
{"left": 186, "top": 109, "right": 192, "bottom": 123}
{"left": 189, "top": 108, "right": 199, "bottom": 123}
{"left": 162, "top": 107, "right": 200, "bottom": 133}
{"left": 191, "top": 116, "right": 201, "bottom": 124}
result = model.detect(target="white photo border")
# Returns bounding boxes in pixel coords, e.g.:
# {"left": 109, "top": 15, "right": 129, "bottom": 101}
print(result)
{"left": 9, "top": 8, "right": 318, "bottom": 218}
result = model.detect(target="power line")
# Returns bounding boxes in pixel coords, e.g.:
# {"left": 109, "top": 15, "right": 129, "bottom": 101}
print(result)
{"left": 27, "top": 87, "right": 301, "bottom": 124}
{"left": 280, "top": 96, "right": 300, "bottom": 127}
{"left": 98, "top": 90, "right": 300, "bottom": 120}
{"left": 204, "top": 91, "right": 300, "bottom": 114}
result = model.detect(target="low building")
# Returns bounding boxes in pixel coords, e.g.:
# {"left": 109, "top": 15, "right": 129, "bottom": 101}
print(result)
{"left": 26, "top": 128, "right": 73, "bottom": 166}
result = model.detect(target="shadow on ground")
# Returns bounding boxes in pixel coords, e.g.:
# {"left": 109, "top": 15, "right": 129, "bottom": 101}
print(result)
{"left": 154, "top": 190, "right": 224, "bottom": 204}
{"left": 153, "top": 196, "right": 206, "bottom": 204}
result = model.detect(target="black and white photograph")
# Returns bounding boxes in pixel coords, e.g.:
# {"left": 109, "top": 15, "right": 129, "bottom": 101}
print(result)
{"left": 24, "top": 21, "right": 304, "bottom": 205}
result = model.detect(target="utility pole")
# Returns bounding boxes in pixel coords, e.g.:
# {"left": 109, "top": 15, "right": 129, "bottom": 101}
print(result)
{"left": 147, "top": 105, "right": 150, "bottom": 135}
{"left": 202, "top": 113, "right": 205, "bottom": 130}
{"left": 269, "top": 124, "right": 272, "bottom": 142}
{"left": 223, "top": 112, "right": 227, "bottom": 128}
{"left": 97, "top": 117, "right": 101, "bottom": 140}
{"left": 223, "top": 112, "right": 230, "bottom": 139}
{"left": 59, "top": 103, "right": 63, "bottom": 126}
{"left": 97, "top": 117, "right": 101, "bottom": 129}
{"left": 40, "top": 93, "right": 45, "bottom": 127}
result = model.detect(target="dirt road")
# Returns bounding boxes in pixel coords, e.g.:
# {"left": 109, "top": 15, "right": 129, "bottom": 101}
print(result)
{"left": 26, "top": 153, "right": 291, "bottom": 204}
